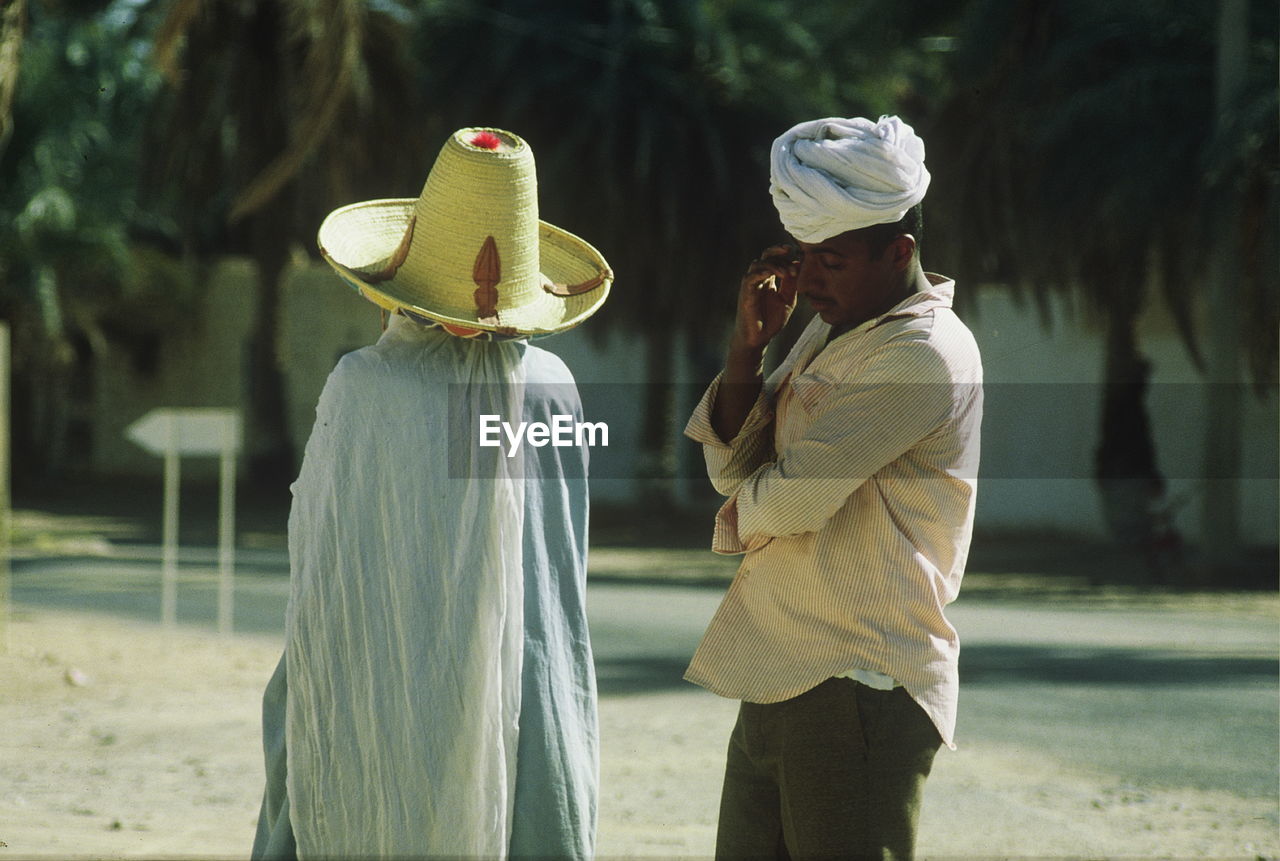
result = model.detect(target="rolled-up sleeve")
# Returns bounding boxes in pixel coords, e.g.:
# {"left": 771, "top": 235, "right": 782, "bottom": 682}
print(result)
{"left": 723, "top": 341, "right": 956, "bottom": 549}
{"left": 683, "top": 372, "right": 776, "bottom": 498}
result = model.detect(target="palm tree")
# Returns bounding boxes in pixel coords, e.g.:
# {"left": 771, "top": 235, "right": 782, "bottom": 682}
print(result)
{"left": 921, "top": 0, "right": 1277, "bottom": 572}
{"left": 410, "top": 0, "right": 936, "bottom": 500}
{"left": 145, "top": 0, "right": 429, "bottom": 485}
{"left": 0, "top": 0, "right": 187, "bottom": 478}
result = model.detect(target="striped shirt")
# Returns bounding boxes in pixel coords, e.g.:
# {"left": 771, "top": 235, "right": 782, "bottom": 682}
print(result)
{"left": 683, "top": 275, "right": 982, "bottom": 747}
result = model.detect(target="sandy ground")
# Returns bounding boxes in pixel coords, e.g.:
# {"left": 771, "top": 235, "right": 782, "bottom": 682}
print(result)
{"left": 0, "top": 606, "right": 1276, "bottom": 860}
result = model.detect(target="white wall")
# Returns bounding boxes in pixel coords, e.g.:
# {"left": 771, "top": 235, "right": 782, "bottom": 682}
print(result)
{"left": 965, "top": 287, "right": 1277, "bottom": 542}
{"left": 539, "top": 282, "right": 1279, "bottom": 545}
{"left": 95, "top": 259, "right": 1276, "bottom": 546}
{"left": 533, "top": 323, "right": 650, "bottom": 504}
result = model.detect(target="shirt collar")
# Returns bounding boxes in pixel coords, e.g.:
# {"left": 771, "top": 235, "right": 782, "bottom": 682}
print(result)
{"left": 830, "top": 273, "right": 956, "bottom": 342}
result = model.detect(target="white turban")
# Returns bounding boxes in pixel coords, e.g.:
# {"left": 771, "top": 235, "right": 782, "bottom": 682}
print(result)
{"left": 769, "top": 115, "right": 931, "bottom": 243}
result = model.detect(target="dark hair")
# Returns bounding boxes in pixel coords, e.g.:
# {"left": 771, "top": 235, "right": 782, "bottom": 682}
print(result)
{"left": 860, "top": 203, "right": 923, "bottom": 257}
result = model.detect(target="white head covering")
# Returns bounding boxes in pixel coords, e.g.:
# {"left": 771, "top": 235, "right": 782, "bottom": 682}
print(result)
{"left": 769, "top": 115, "right": 930, "bottom": 243}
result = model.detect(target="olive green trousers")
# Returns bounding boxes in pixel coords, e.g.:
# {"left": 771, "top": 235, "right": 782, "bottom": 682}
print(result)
{"left": 715, "top": 677, "right": 942, "bottom": 860}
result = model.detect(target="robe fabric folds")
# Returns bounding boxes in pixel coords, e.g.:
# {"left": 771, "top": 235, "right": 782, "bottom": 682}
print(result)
{"left": 253, "top": 315, "right": 598, "bottom": 859}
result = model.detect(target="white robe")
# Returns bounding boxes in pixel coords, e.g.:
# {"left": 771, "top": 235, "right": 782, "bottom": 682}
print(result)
{"left": 283, "top": 316, "right": 539, "bottom": 857}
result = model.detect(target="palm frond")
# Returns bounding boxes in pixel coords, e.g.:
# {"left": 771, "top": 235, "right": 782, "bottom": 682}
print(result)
{"left": 152, "top": 0, "right": 205, "bottom": 83}
{"left": 228, "top": 0, "right": 365, "bottom": 222}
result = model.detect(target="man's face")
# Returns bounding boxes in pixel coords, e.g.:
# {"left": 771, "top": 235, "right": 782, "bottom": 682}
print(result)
{"left": 794, "top": 232, "right": 903, "bottom": 333}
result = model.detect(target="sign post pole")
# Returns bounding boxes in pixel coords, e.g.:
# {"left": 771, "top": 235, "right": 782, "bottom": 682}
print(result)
{"left": 127, "top": 408, "right": 240, "bottom": 632}
{"left": 217, "top": 421, "right": 236, "bottom": 636}
{"left": 162, "top": 415, "right": 180, "bottom": 629}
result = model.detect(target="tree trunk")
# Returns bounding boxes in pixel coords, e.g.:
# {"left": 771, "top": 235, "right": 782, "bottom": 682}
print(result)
{"left": 1199, "top": 0, "right": 1248, "bottom": 574}
{"left": 28, "top": 267, "right": 74, "bottom": 477}
{"left": 239, "top": 0, "right": 297, "bottom": 492}
{"left": 1094, "top": 309, "right": 1168, "bottom": 581}
{"left": 638, "top": 324, "right": 677, "bottom": 507}
{"left": 0, "top": 0, "right": 26, "bottom": 161}
{"left": 246, "top": 247, "right": 295, "bottom": 489}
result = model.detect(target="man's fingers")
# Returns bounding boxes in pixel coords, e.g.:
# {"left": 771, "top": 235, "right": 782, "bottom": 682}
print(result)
{"left": 760, "top": 244, "right": 800, "bottom": 265}
{"left": 739, "top": 248, "right": 798, "bottom": 343}
{"left": 742, "top": 265, "right": 781, "bottom": 291}
{"left": 748, "top": 259, "right": 790, "bottom": 282}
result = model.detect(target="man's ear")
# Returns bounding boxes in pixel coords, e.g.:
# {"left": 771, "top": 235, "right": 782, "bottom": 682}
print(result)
{"left": 888, "top": 234, "right": 917, "bottom": 271}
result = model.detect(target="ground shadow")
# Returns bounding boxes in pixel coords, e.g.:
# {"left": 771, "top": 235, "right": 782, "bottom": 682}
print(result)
{"left": 592, "top": 646, "right": 1279, "bottom": 697}
{"left": 594, "top": 656, "right": 693, "bottom": 696}
{"left": 960, "top": 643, "right": 1277, "bottom": 686}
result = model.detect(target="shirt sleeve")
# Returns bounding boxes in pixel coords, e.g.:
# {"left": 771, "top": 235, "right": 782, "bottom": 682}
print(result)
{"left": 683, "top": 371, "right": 776, "bottom": 498}
{"left": 719, "top": 340, "right": 957, "bottom": 551}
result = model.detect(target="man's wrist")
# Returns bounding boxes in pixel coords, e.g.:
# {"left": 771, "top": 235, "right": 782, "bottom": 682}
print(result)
{"left": 724, "top": 341, "right": 766, "bottom": 384}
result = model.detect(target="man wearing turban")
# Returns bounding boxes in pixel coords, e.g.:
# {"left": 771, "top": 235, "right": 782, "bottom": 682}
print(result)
{"left": 683, "top": 116, "right": 983, "bottom": 858}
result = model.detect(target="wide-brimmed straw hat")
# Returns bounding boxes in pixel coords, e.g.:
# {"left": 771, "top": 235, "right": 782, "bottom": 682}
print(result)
{"left": 318, "top": 127, "right": 612, "bottom": 339}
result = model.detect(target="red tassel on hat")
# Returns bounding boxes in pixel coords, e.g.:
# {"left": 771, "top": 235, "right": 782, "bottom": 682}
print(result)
{"left": 470, "top": 131, "right": 502, "bottom": 150}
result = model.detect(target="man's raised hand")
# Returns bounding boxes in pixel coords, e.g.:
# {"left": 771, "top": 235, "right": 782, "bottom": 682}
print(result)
{"left": 731, "top": 243, "right": 800, "bottom": 353}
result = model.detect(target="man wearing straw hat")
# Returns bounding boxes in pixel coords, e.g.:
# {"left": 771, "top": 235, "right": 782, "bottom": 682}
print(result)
{"left": 683, "top": 116, "right": 983, "bottom": 858}
{"left": 251, "top": 127, "right": 612, "bottom": 859}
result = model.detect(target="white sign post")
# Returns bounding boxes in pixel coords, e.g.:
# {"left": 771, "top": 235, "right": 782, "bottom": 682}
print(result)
{"left": 127, "top": 408, "right": 241, "bottom": 634}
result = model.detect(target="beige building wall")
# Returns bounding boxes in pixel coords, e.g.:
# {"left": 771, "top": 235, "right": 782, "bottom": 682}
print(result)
{"left": 93, "top": 258, "right": 256, "bottom": 479}
{"left": 91, "top": 257, "right": 380, "bottom": 481}
{"left": 279, "top": 261, "right": 384, "bottom": 464}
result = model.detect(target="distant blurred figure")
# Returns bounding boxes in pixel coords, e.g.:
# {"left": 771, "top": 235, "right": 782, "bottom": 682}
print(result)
{"left": 684, "top": 116, "right": 982, "bottom": 859}
{"left": 1094, "top": 353, "right": 1182, "bottom": 581}
{"left": 251, "top": 127, "right": 611, "bottom": 859}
